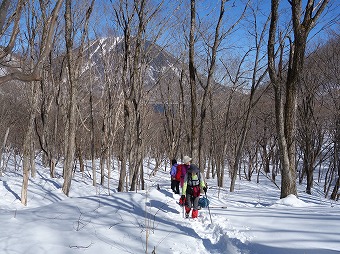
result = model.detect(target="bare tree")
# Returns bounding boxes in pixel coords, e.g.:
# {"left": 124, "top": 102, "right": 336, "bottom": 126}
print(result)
{"left": 218, "top": 1, "right": 269, "bottom": 192}
{"left": 197, "top": 0, "right": 226, "bottom": 171}
{"left": 315, "top": 36, "right": 340, "bottom": 200}
{"left": 62, "top": 0, "right": 95, "bottom": 196}
{"left": 0, "top": 0, "right": 64, "bottom": 84}
{"left": 20, "top": 0, "right": 65, "bottom": 205}
{"left": 297, "top": 58, "right": 326, "bottom": 194}
{"left": 0, "top": 0, "right": 25, "bottom": 64}
{"left": 268, "top": 0, "right": 329, "bottom": 198}
{"left": 188, "top": 0, "right": 198, "bottom": 161}
{"left": 113, "top": 0, "right": 150, "bottom": 192}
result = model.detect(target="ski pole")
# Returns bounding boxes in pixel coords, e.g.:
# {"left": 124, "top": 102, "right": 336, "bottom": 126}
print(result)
{"left": 205, "top": 190, "right": 213, "bottom": 224}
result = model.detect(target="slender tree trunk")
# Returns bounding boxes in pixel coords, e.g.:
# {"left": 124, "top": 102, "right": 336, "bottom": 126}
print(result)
{"left": 0, "top": 127, "right": 10, "bottom": 176}
{"left": 90, "top": 82, "right": 96, "bottom": 186}
{"left": 62, "top": 0, "right": 95, "bottom": 196}
{"left": 62, "top": 0, "right": 78, "bottom": 196}
{"left": 30, "top": 140, "right": 36, "bottom": 178}
{"left": 21, "top": 81, "right": 39, "bottom": 205}
{"left": 330, "top": 117, "right": 340, "bottom": 200}
{"left": 198, "top": 0, "right": 225, "bottom": 170}
{"left": 189, "top": 0, "right": 198, "bottom": 161}
{"left": 118, "top": 100, "right": 129, "bottom": 192}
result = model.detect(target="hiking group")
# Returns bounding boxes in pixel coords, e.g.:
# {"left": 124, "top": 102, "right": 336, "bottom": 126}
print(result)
{"left": 170, "top": 155, "right": 207, "bottom": 219}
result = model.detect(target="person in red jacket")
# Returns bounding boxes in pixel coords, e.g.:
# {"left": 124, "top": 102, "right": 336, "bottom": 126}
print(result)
{"left": 181, "top": 164, "right": 207, "bottom": 218}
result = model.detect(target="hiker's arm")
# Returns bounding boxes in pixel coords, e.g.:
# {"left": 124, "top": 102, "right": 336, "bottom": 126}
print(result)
{"left": 182, "top": 182, "right": 187, "bottom": 195}
{"left": 182, "top": 174, "right": 188, "bottom": 195}
{"left": 199, "top": 174, "right": 206, "bottom": 188}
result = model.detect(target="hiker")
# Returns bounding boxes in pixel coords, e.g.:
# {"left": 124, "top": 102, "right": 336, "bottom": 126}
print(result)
{"left": 180, "top": 155, "right": 192, "bottom": 189}
{"left": 181, "top": 164, "right": 207, "bottom": 218}
{"left": 170, "top": 159, "right": 180, "bottom": 194}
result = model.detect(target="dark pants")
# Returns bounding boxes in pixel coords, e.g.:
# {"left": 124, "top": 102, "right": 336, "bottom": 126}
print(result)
{"left": 185, "top": 194, "right": 199, "bottom": 210}
{"left": 185, "top": 194, "right": 199, "bottom": 218}
{"left": 171, "top": 179, "right": 180, "bottom": 194}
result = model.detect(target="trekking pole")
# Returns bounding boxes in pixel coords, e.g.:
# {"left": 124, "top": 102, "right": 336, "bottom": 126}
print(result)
{"left": 183, "top": 204, "right": 185, "bottom": 218}
{"left": 181, "top": 196, "right": 185, "bottom": 218}
{"left": 205, "top": 190, "right": 213, "bottom": 224}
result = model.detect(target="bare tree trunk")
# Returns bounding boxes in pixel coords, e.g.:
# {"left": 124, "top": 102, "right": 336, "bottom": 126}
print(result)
{"left": 21, "top": 81, "right": 39, "bottom": 206}
{"left": 115, "top": 0, "right": 156, "bottom": 192}
{"left": 30, "top": 140, "right": 36, "bottom": 178}
{"left": 62, "top": 0, "right": 77, "bottom": 196}
{"left": 331, "top": 116, "right": 340, "bottom": 200}
{"left": 189, "top": 0, "right": 198, "bottom": 161}
{"left": 0, "top": 127, "right": 10, "bottom": 176}
{"left": 50, "top": 85, "right": 61, "bottom": 178}
{"left": 118, "top": 101, "right": 129, "bottom": 192}
{"left": 267, "top": 0, "right": 329, "bottom": 198}
{"left": 62, "top": 0, "right": 95, "bottom": 196}
{"left": 229, "top": 5, "right": 269, "bottom": 192}
{"left": 90, "top": 81, "right": 96, "bottom": 186}
{"left": 117, "top": 6, "right": 131, "bottom": 191}
{"left": 198, "top": 0, "right": 226, "bottom": 171}
{"left": 331, "top": 178, "right": 340, "bottom": 200}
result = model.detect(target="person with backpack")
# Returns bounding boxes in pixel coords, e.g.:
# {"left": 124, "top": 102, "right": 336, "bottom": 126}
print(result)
{"left": 180, "top": 164, "right": 207, "bottom": 218}
{"left": 180, "top": 155, "right": 192, "bottom": 189}
{"left": 170, "top": 159, "right": 180, "bottom": 194}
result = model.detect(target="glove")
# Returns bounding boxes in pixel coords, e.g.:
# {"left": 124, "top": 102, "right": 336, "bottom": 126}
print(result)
{"left": 181, "top": 195, "right": 185, "bottom": 201}
{"left": 203, "top": 187, "right": 207, "bottom": 193}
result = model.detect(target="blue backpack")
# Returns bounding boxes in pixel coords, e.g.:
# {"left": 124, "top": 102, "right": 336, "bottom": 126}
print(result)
{"left": 198, "top": 196, "right": 210, "bottom": 208}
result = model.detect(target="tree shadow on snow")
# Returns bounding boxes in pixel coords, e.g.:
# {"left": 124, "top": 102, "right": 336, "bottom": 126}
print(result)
{"left": 157, "top": 188, "right": 175, "bottom": 199}
{"left": 148, "top": 199, "right": 179, "bottom": 214}
{"left": 2, "top": 180, "right": 20, "bottom": 200}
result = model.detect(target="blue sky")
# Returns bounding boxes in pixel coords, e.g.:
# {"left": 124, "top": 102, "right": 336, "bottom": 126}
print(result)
{"left": 91, "top": 0, "right": 339, "bottom": 43}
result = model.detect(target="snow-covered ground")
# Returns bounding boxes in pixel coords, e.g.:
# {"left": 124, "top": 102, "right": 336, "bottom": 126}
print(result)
{"left": 1, "top": 156, "right": 339, "bottom": 254}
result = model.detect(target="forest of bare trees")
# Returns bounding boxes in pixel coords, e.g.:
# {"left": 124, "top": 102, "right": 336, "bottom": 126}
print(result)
{"left": 0, "top": 0, "right": 339, "bottom": 205}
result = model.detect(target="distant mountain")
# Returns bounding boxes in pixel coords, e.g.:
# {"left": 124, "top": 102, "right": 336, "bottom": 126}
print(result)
{"left": 79, "top": 37, "right": 182, "bottom": 89}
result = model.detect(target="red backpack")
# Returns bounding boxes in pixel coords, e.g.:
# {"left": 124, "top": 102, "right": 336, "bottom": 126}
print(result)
{"left": 175, "top": 164, "right": 183, "bottom": 181}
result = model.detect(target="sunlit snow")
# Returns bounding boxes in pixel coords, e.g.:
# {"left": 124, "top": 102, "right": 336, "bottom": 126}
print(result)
{"left": 1, "top": 155, "right": 339, "bottom": 254}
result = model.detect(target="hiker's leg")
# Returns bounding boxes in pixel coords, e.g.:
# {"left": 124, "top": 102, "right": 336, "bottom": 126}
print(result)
{"left": 185, "top": 194, "right": 193, "bottom": 217}
{"left": 171, "top": 179, "right": 175, "bottom": 192}
{"left": 175, "top": 181, "right": 180, "bottom": 194}
{"left": 193, "top": 196, "right": 200, "bottom": 210}
{"left": 192, "top": 197, "right": 199, "bottom": 218}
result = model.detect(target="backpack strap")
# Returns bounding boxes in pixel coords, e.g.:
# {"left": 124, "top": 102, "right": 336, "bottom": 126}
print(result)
{"left": 187, "top": 172, "right": 200, "bottom": 187}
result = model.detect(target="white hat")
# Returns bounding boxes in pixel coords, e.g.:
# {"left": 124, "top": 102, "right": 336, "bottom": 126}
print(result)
{"left": 183, "top": 155, "right": 192, "bottom": 164}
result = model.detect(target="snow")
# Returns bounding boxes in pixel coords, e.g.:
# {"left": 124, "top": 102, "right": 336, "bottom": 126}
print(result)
{"left": 1, "top": 157, "right": 340, "bottom": 254}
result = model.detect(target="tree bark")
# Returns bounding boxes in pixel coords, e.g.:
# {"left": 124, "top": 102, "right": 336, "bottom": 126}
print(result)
{"left": 268, "top": 0, "right": 329, "bottom": 198}
{"left": 189, "top": 0, "right": 198, "bottom": 161}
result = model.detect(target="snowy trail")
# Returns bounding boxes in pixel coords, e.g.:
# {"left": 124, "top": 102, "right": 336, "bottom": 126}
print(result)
{"left": 160, "top": 187, "right": 251, "bottom": 254}
{"left": 2, "top": 160, "right": 340, "bottom": 254}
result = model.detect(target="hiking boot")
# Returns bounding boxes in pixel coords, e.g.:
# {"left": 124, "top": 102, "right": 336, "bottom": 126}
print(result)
{"left": 192, "top": 209, "right": 198, "bottom": 218}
